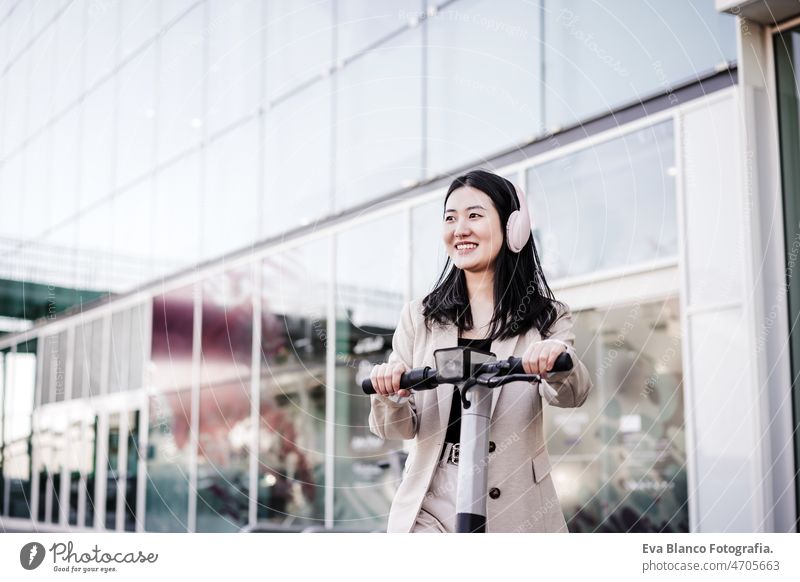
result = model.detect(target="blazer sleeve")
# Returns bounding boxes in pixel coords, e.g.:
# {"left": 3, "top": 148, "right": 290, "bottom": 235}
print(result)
{"left": 538, "top": 305, "right": 593, "bottom": 408}
{"left": 368, "top": 300, "right": 419, "bottom": 441}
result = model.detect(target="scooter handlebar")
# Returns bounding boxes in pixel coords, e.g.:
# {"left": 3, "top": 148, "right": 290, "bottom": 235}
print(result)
{"left": 506, "top": 351, "right": 573, "bottom": 375}
{"left": 362, "top": 351, "right": 573, "bottom": 395}
{"left": 361, "top": 366, "right": 436, "bottom": 395}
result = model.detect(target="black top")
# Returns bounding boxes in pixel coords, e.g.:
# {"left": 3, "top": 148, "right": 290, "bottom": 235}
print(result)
{"left": 445, "top": 336, "right": 493, "bottom": 444}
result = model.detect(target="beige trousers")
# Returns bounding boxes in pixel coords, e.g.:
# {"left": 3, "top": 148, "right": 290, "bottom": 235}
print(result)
{"left": 411, "top": 454, "right": 460, "bottom": 533}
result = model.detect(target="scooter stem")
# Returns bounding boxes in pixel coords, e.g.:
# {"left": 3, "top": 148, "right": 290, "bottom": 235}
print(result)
{"left": 455, "top": 382, "right": 493, "bottom": 533}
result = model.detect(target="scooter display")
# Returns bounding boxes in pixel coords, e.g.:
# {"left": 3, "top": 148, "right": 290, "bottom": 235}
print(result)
{"left": 362, "top": 346, "right": 573, "bottom": 532}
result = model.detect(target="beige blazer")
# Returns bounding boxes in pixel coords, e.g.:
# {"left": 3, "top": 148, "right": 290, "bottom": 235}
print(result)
{"left": 368, "top": 298, "right": 592, "bottom": 533}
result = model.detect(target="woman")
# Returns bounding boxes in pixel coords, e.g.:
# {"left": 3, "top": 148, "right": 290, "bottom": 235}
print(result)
{"left": 368, "top": 169, "right": 592, "bottom": 533}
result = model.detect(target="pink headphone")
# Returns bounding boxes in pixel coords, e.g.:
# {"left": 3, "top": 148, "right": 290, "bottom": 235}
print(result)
{"left": 506, "top": 184, "right": 532, "bottom": 253}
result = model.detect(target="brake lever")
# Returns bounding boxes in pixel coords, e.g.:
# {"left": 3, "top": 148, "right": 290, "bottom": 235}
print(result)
{"left": 484, "top": 373, "right": 542, "bottom": 388}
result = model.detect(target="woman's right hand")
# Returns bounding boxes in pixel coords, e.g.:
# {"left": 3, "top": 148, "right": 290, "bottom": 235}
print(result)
{"left": 370, "top": 362, "right": 411, "bottom": 398}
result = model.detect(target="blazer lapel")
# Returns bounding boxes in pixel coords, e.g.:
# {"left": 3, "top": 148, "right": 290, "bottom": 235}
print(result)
{"left": 434, "top": 323, "right": 524, "bottom": 430}
{"left": 488, "top": 333, "right": 522, "bottom": 420}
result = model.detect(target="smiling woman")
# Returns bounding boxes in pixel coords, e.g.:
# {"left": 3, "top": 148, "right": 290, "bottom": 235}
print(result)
{"left": 367, "top": 169, "right": 593, "bottom": 533}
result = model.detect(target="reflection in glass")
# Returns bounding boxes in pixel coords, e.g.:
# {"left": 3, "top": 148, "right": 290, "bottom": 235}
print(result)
{"left": 73, "top": 318, "right": 105, "bottom": 400}
{"left": 124, "top": 411, "right": 140, "bottom": 531}
{"left": 205, "top": 119, "right": 260, "bottom": 258}
{"left": 145, "top": 390, "right": 191, "bottom": 532}
{"left": 257, "top": 244, "right": 328, "bottom": 527}
{"left": 66, "top": 421, "right": 81, "bottom": 526}
{"left": 264, "top": 0, "right": 332, "bottom": 101}
{"left": 543, "top": 0, "right": 736, "bottom": 129}
{"left": 105, "top": 413, "right": 120, "bottom": 529}
{"left": 426, "top": 0, "right": 543, "bottom": 176}
{"left": 335, "top": 27, "right": 423, "bottom": 210}
{"left": 207, "top": 0, "right": 263, "bottom": 134}
{"left": 84, "top": 417, "right": 98, "bottom": 528}
{"left": 336, "top": 0, "right": 419, "bottom": 62}
{"left": 335, "top": 214, "right": 406, "bottom": 530}
{"left": 40, "top": 332, "right": 67, "bottom": 405}
{"left": 152, "top": 154, "right": 202, "bottom": 278}
{"left": 151, "top": 286, "right": 195, "bottom": 391}
{"left": 546, "top": 299, "right": 686, "bottom": 532}
{"left": 528, "top": 121, "right": 676, "bottom": 280}
{"left": 157, "top": 3, "right": 204, "bottom": 163}
{"left": 196, "top": 267, "right": 253, "bottom": 532}
{"left": 411, "top": 198, "right": 450, "bottom": 300}
{"left": 262, "top": 78, "right": 333, "bottom": 238}
{"left": 5, "top": 340, "right": 37, "bottom": 518}
{"left": 109, "top": 304, "right": 148, "bottom": 393}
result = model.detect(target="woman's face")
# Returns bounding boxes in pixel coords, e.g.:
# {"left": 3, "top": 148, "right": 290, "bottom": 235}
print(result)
{"left": 442, "top": 186, "right": 504, "bottom": 273}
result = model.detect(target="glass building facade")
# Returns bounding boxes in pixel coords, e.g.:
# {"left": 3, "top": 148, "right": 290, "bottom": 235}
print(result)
{"left": 0, "top": 0, "right": 739, "bottom": 531}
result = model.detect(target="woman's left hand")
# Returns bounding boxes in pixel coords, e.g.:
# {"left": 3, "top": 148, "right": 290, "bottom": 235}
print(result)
{"left": 521, "top": 339, "right": 569, "bottom": 378}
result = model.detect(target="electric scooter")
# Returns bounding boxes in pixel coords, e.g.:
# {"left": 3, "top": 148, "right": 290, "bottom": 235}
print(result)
{"left": 362, "top": 346, "right": 572, "bottom": 533}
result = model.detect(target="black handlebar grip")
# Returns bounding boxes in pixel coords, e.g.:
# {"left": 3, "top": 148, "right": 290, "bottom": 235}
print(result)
{"left": 507, "top": 352, "right": 573, "bottom": 375}
{"left": 361, "top": 367, "right": 434, "bottom": 395}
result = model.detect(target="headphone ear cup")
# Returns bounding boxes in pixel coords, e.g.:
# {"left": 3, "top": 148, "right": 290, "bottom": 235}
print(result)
{"left": 506, "top": 185, "right": 532, "bottom": 253}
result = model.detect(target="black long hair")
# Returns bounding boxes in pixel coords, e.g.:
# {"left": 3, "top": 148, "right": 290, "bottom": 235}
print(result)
{"left": 421, "top": 169, "right": 565, "bottom": 341}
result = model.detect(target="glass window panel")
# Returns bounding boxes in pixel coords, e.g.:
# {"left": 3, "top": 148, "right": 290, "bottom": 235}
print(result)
{"left": 50, "top": 109, "right": 80, "bottom": 232}
{"left": 21, "top": 132, "right": 52, "bottom": 243}
{"left": 80, "top": 82, "right": 115, "bottom": 208}
{"left": 76, "top": 201, "right": 114, "bottom": 291}
{"left": 195, "top": 383, "right": 251, "bottom": 532}
{"left": 152, "top": 153, "right": 202, "bottom": 277}
{"left": 335, "top": 27, "right": 423, "bottom": 210}
{"left": 128, "top": 303, "right": 148, "bottom": 391}
{"left": 546, "top": 300, "right": 686, "bottom": 532}
{"left": 207, "top": 0, "right": 263, "bottom": 134}
{"left": 157, "top": 3, "right": 204, "bottom": 163}
{"left": 116, "top": 42, "right": 157, "bottom": 188}
{"left": 108, "top": 309, "right": 132, "bottom": 394}
{"left": 195, "top": 266, "right": 253, "bottom": 531}
{"left": 5, "top": 340, "right": 37, "bottom": 518}
{"left": 2, "top": 54, "right": 28, "bottom": 158}
{"left": 124, "top": 410, "right": 141, "bottom": 531}
{"left": 264, "top": 0, "right": 332, "bottom": 101}
{"left": 52, "top": 0, "right": 84, "bottom": 115}
{"left": 34, "top": 408, "right": 67, "bottom": 524}
{"left": 336, "top": 0, "right": 419, "bottom": 62}
{"left": 41, "top": 331, "right": 67, "bottom": 404}
{"left": 27, "top": 2, "right": 57, "bottom": 134}
{"left": 72, "top": 318, "right": 105, "bottom": 400}
{"left": 0, "top": 155, "right": 24, "bottom": 240}
{"left": 150, "top": 285, "right": 195, "bottom": 391}
{"left": 426, "top": 0, "right": 543, "bottom": 176}
{"left": 145, "top": 389, "right": 191, "bottom": 531}
{"left": 200, "top": 266, "right": 253, "bottom": 389}
{"left": 111, "top": 179, "right": 155, "bottom": 290}
{"left": 83, "top": 0, "right": 119, "bottom": 88}
{"left": 257, "top": 241, "right": 328, "bottom": 528}
{"left": 411, "top": 197, "right": 450, "bottom": 300}
{"left": 119, "top": 0, "right": 158, "bottom": 60}
{"left": 205, "top": 119, "right": 260, "bottom": 257}
{"left": 105, "top": 411, "right": 120, "bottom": 529}
{"left": 527, "top": 121, "right": 676, "bottom": 280}
{"left": 334, "top": 214, "right": 407, "bottom": 530}
{"left": 65, "top": 420, "right": 85, "bottom": 525}
{"left": 544, "top": 0, "right": 736, "bottom": 129}
{"left": 83, "top": 415, "right": 98, "bottom": 527}
{"left": 262, "top": 78, "right": 332, "bottom": 238}
{"left": 160, "top": 0, "right": 197, "bottom": 29}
